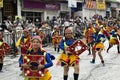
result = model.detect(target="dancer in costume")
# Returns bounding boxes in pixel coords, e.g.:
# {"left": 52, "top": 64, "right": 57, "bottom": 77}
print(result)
{"left": 84, "top": 22, "right": 95, "bottom": 55}
{"left": 33, "top": 28, "right": 46, "bottom": 41}
{"left": 101, "top": 21, "right": 111, "bottom": 40}
{"left": 38, "top": 28, "right": 45, "bottom": 41}
{"left": 90, "top": 24, "right": 106, "bottom": 66}
{"left": 16, "top": 29, "right": 31, "bottom": 54}
{"left": 19, "top": 36, "right": 54, "bottom": 80}
{"left": 52, "top": 30, "right": 62, "bottom": 53}
{"left": 107, "top": 26, "right": 120, "bottom": 54}
{"left": 16, "top": 29, "right": 31, "bottom": 70}
{"left": 0, "top": 32, "right": 10, "bottom": 72}
{"left": 57, "top": 27, "right": 79, "bottom": 80}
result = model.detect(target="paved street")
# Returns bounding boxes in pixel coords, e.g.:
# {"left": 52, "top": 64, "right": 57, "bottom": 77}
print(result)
{"left": 0, "top": 40, "right": 120, "bottom": 80}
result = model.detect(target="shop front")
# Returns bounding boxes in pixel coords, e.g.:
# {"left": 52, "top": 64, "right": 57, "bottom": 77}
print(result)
{"left": 22, "top": 0, "right": 60, "bottom": 22}
{"left": 2, "top": 0, "right": 17, "bottom": 21}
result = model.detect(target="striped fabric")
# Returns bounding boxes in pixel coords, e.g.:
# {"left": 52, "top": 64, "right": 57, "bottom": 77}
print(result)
{"left": 86, "top": 0, "right": 93, "bottom": 9}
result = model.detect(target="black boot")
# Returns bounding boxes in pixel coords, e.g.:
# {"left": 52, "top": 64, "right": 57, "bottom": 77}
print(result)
{"left": 88, "top": 48, "right": 91, "bottom": 55}
{"left": 101, "top": 60, "right": 105, "bottom": 66}
{"left": 74, "top": 73, "right": 79, "bottom": 80}
{"left": 64, "top": 75, "right": 68, "bottom": 80}
{"left": 0, "top": 63, "right": 3, "bottom": 71}
{"left": 54, "top": 47, "right": 56, "bottom": 51}
{"left": 117, "top": 45, "right": 120, "bottom": 54}
{"left": 107, "top": 45, "right": 112, "bottom": 53}
{"left": 57, "top": 48, "right": 60, "bottom": 53}
{"left": 90, "top": 59, "right": 95, "bottom": 63}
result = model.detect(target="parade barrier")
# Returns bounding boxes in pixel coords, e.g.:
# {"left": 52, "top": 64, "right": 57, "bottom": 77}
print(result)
{"left": 3, "top": 28, "right": 52, "bottom": 49}
{"left": 2, "top": 29, "right": 52, "bottom": 57}
{"left": 3, "top": 30, "right": 23, "bottom": 56}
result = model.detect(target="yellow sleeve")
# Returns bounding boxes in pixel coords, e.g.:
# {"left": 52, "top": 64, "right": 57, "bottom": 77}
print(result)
{"left": 83, "top": 28, "right": 86, "bottom": 36}
{"left": 92, "top": 27, "right": 96, "bottom": 33}
{"left": 16, "top": 37, "right": 21, "bottom": 47}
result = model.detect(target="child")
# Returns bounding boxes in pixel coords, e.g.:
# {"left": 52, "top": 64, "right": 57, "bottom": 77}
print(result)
{"left": 52, "top": 30, "right": 62, "bottom": 53}
{"left": 16, "top": 29, "right": 31, "bottom": 54}
{"left": 90, "top": 25, "right": 105, "bottom": 66}
{"left": 57, "top": 27, "right": 79, "bottom": 80}
{"left": 19, "top": 36, "right": 54, "bottom": 80}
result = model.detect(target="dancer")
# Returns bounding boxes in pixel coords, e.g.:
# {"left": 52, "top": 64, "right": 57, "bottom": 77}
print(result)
{"left": 107, "top": 27, "right": 120, "bottom": 54}
{"left": 90, "top": 23, "right": 106, "bottom": 66}
{"left": 57, "top": 27, "right": 79, "bottom": 80}
{"left": 16, "top": 29, "right": 31, "bottom": 54}
{"left": 0, "top": 32, "right": 10, "bottom": 72}
{"left": 19, "top": 36, "right": 54, "bottom": 80}
{"left": 52, "top": 30, "right": 62, "bottom": 53}
{"left": 84, "top": 22, "right": 95, "bottom": 55}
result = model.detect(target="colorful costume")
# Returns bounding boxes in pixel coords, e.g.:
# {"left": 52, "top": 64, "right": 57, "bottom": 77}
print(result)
{"left": 90, "top": 29, "right": 105, "bottom": 65}
{"left": 58, "top": 27, "right": 80, "bottom": 80}
{"left": 109, "top": 30, "right": 119, "bottom": 45}
{"left": 92, "top": 31, "right": 105, "bottom": 51}
{"left": 57, "top": 38, "right": 79, "bottom": 66}
{"left": 107, "top": 29, "right": 120, "bottom": 53}
{"left": 0, "top": 41, "right": 10, "bottom": 71}
{"left": 16, "top": 35, "right": 31, "bottom": 54}
{"left": 84, "top": 26, "right": 95, "bottom": 55}
{"left": 19, "top": 35, "right": 54, "bottom": 80}
{"left": 52, "top": 31, "right": 62, "bottom": 52}
{"left": 102, "top": 27, "right": 111, "bottom": 40}
{"left": 19, "top": 49, "right": 53, "bottom": 80}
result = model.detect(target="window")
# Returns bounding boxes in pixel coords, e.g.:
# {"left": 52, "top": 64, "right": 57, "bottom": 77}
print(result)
{"left": 21, "top": 11, "right": 42, "bottom": 22}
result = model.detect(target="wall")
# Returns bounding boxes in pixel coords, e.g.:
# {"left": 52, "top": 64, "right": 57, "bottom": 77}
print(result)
{"left": 17, "top": 0, "right": 21, "bottom": 17}
{"left": 45, "top": 10, "right": 60, "bottom": 20}
{"left": 83, "top": 9, "right": 106, "bottom": 20}
{"left": 74, "top": 11, "right": 83, "bottom": 18}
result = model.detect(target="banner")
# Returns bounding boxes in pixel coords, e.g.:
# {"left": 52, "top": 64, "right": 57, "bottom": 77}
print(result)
{"left": 96, "top": 0, "right": 106, "bottom": 10}
{"left": 68, "top": 0, "right": 77, "bottom": 8}
{"left": 85, "top": 0, "right": 96, "bottom": 9}
{"left": 0, "top": 0, "right": 3, "bottom": 8}
{"left": 86, "top": 0, "right": 93, "bottom": 9}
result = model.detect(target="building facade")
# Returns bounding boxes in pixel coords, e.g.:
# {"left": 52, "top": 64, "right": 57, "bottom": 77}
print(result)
{"left": 17, "top": 0, "right": 69, "bottom": 22}
{"left": 2, "top": 0, "right": 17, "bottom": 21}
{"left": 1, "top": 0, "right": 120, "bottom": 22}
{"left": 106, "top": 0, "right": 120, "bottom": 18}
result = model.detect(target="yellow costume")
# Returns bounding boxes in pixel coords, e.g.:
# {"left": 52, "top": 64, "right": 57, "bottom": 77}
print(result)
{"left": 109, "top": 37, "right": 119, "bottom": 45}
{"left": 93, "top": 42, "right": 104, "bottom": 51}
{"left": 16, "top": 37, "right": 28, "bottom": 47}
{"left": 57, "top": 52, "right": 79, "bottom": 66}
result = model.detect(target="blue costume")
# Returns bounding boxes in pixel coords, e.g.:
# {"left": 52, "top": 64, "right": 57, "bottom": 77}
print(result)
{"left": 92, "top": 31, "right": 105, "bottom": 51}
{"left": 107, "top": 29, "right": 120, "bottom": 53}
{"left": 57, "top": 38, "right": 79, "bottom": 66}
{"left": 90, "top": 30, "right": 105, "bottom": 65}
{"left": 59, "top": 38, "right": 75, "bottom": 51}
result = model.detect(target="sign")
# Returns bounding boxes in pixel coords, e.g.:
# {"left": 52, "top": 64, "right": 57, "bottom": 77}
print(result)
{"left": 0, "top": 0, "right": 3, "bottom": 8}
{"left": 23, "top": 0, "right": 60, "bottom": 10}
{"left": 45, "top": 4, "right": 60, "bottom": 10}
{"left": 96, "top": 0, "right": 106, "bottom": 10}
